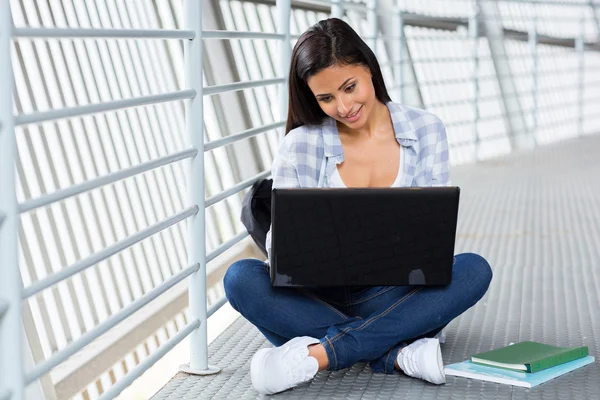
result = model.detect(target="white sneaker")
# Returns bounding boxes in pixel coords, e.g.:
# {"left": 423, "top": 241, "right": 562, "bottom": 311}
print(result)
{"left": 434, "top": 329, "right": 446, "bottom": 344}
{"left": 396, "top": 338, "right": 446, "bottom": 385}
{"left": 250, "top": 336, "right": 320, "bottom": 395}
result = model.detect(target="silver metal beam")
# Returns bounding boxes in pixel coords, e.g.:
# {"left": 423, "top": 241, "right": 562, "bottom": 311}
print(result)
{"left": 14, "top": 89, "right": 196, "bottom": 126}
{"left": 203, "top": 30, "right": 285, "bottom": 40}
{"left": 577, "top": 19, "right": 586, "bottom": 136}
{"left": 479, "top": 0, "right": 534, "bottom": 151}
{"left": 331, "top": 0, "right": 344, "bottom": 18}
{"left": 0, "top": 300, "right": 7, "bottom": 321}
{"left": 96, "top": 319, "right": 201, "bottom": 400}
{"left": 205, "top": 170, "right": 271, "bottom": 208}
{"left": 182, "top": 0, "right": 220, "bottom": 377}
{"left": 207, "top": 231, "right": 250, "bottom": 263}
{"left": 529, "top": 15, "right": 539, "bottom": 144}
{"left": 19, "top": 148, "right": 197, "bottom": 213}
{"left": 203, "top": 77, "right": 286, "bottom": 96}
{"left": 204, "top": 121, "right": 286, "bottom": 152}
{"left": 25, "top": 263, "right": 200, "bottom": 385}
{"left": 21, "top": 206, "right": 199, "bottom": 299}
{"left": 13, "top": 27, "right": 195, "bottom": 39}
{"left": 590, "top": 1, "right": 600, "bottom": 40}
{"left": 0, "top": 1, "right": 23, "bottom": 399}
{"left": 208, "top": 296, "right": 229, "bottom": 318}
{"left": 378, "top": 0, "right": 424, "bottom": 107}
{"left": 278, "top": 0, "right": 292, "bottom": 138}
{"left": 470, "top": 4, "right": 481, "bottom": 161}
{"left": 367, "top": 0, "right": 378, "bottom": 51}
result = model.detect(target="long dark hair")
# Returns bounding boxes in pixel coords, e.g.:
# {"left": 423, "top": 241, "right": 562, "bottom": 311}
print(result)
{"left": 285, "top": 18, "right": 391, "bottom": 134}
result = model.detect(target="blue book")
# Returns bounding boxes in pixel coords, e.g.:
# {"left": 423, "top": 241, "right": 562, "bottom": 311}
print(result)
{"left": 445, "top": 356, "right": 595, "bottom": 388}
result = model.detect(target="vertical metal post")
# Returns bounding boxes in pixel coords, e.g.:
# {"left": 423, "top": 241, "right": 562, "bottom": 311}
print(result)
{"left": 331, "top": 0, "right": 344, "bottom": 19}
{"left": 180, "top": 0, "right": 219, "bottom": 376}
{"left": 393, "top": 1, "right": 405, "bottom": 103}
{"left": 277, "top": 0, "right": 292, "bottom": 139}
{"left": 469, "top": 4, "right": 480, "bottom": 162}
{"left": 0, "top": 1, "right": 24, "bottom": 399}
{"left": 576, "top": 17, "right": 585, "bottom": 137}
{"left": 529, "top": 15, "right": 538, "bottom": 145}
{"left": 367, "top": 0, "right": 378, "bottom": 54}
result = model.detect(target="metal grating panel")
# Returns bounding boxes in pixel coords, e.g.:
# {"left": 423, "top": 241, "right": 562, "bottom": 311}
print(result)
{"left": 153, "top": 134, "right": 600, "bottom": 399}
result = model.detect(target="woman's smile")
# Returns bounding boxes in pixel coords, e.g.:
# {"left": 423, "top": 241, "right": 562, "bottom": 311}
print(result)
{"left": 342, "top": 105, "right": 363, "bottom": 123}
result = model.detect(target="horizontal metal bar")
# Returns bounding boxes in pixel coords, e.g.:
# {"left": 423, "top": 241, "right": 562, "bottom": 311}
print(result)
{"left": 0, "top": 299, "right": 7, "bottom": 320}
{"left": 495, "top": 0, "right": 591, "bottom": 6}
{"left": 15, "top": 89, "right": 196, "bottom": 126}
{"left": 208, "top": 297, "right": 229, "bottom": 318}
{"left": 203, "top": 78, "right": 285, "bottom": 96}
{"left": 25, "top": 263, "right": 200, "bottom": 385}
{"left": 202, "top": 30, "right": 285, "bottom": 40}
{"left": 22, "top": 206, "right": 199, "bottom": 299}
{"left": 207, "top": 231, "right": 249, "bottom": 264}
{"left": 13, "top": 27, "right": 195, "bottom": 40}
{"left": 205, "top": 170, "right": 271, "bottom": 208}
{"left": 204, "top": 121, "right": 285, "bottom": 152}
{"left": 19, "top": 148, "right": 197, "bottom": 213}
{"left": 96, "top": 319, "right": 200, "bottom": 400}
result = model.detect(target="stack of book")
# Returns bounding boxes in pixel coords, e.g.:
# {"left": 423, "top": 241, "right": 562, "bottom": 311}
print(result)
{"left": 445, "top": 341, "right": 595, "bottom": 388}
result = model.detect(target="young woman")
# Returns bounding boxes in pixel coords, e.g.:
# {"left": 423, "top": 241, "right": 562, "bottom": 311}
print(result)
{"left": 224, "top": 18, "right": 492, "bottom": 395}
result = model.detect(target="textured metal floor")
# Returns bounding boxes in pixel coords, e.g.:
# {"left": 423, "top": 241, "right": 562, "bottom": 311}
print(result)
{"left": 153, "top": 135, "right": 600, "bottom": 399}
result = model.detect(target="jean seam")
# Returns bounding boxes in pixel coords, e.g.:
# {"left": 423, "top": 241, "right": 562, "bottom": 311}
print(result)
{"left": 328, "top": 287, "right": 422, "bottom": 344}
{"left": 393, "top": 346, "right": 404, "bottom": 373}
{"left": 351, "top": 286, "right": 397, "bottom": 305}
{"left": 384, "top": 347, "right": 394, "bottom": 374}
{"left": 300, "top": 290, "right": 350, "bottom": 320}
{"left": 324, "top": 336, "right": 339, "bottom": 370}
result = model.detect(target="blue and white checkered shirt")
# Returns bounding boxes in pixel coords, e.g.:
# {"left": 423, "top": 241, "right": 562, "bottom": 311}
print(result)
{"left": 265, "top": 101, "right": 450, "bottom": 262}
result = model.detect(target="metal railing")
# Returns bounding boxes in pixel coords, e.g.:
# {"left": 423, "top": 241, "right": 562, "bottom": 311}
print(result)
{"left": 1, "top": 0, "right": 292, "bottom": 397}
{"left": 1, "top": 0, "right": 599, "bottom": 399}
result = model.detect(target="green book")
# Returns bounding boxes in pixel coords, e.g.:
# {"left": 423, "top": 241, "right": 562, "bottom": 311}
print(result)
{"left": 471, "top": 342, "right": 589, "bottom": 373}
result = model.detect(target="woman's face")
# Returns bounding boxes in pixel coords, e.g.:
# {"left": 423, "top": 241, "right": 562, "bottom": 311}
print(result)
{"left": 306, "top": 63, "right": 377, "bottom": 130}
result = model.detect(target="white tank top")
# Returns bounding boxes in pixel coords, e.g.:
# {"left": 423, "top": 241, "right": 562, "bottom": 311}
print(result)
{"left": 329, "top": 146, "right": 403, "bottom": 188}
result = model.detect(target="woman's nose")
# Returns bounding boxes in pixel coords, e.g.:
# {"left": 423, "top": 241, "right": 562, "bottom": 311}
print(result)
{"left": 338, "top": 96, "right": 352, "bottom": 116}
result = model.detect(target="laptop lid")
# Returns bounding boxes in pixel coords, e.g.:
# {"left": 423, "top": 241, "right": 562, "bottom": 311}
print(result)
{"left": 270, "top": 187, "right": 460, "bottom": 287}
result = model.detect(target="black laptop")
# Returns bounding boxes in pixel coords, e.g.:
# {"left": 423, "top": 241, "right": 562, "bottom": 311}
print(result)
{"left": 270, "top": 187, "right": 460, "bottom": 287}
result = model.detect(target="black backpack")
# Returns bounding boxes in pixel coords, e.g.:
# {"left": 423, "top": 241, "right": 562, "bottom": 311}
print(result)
{"left": 240, "top": 178, "right": 273, "bottom": 257}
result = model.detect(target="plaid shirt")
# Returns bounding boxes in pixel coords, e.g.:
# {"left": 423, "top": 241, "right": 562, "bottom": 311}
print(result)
{"left": 265, "top": 101, "right": 451, "bottom": 262}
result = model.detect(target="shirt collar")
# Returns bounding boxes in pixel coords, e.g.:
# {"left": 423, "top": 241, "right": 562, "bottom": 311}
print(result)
{"left": 322, "top": 101, "right": 417, "bottom": 157}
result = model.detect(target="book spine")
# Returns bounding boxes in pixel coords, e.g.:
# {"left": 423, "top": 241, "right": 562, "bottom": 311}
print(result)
{"left": 527, "top": 347, "right": 589, "bottom": 373}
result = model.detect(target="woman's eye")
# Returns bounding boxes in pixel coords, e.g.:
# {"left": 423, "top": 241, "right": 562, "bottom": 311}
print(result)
{"left": 320, "top": 96, "right": 332, "bottom": 103}
{"left": 345, "top": 84, "right": 356, "bottom": 92}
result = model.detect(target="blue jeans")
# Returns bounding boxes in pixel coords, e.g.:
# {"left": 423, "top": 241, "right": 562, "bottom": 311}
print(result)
{"left": 224, "top": 253, "right": 492, "bottom": 374}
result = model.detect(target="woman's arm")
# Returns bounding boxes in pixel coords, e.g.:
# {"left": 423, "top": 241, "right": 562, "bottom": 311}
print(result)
{"left": 265, "top": 155, "right": 300, "bottom": 263}
{"left": 431, "top": 120, "right": 451, "bottom": 187}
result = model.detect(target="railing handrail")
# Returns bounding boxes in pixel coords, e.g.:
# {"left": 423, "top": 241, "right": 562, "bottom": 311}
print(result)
{"left": 14, "top": 90, "right": 197, "bottom": 126}
{"left": 19, "top": 148, "right": 198, "bottom": 213}
{"left": 25, "top": 263, "right": 200, "bottom": 385}
{"left": 12, "top": 27, "right": 196, "bottom": 40}
{"left": 22, "top": 206, "right": 199, "bottom": 299}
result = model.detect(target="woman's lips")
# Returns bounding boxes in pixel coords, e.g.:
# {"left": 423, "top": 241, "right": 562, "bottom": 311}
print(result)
{"left": 343, "top": 105, "right": 363, "bottom": 123}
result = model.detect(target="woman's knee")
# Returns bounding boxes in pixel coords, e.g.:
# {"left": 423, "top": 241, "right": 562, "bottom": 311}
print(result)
{"left": 454, "top": 252, "right": 493, "bottom": 296}
{"left": 223, "top": 258, "right": 267, "bottom": 306}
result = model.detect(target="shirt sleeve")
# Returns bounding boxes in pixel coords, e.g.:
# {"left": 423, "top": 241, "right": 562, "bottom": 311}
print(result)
{"left": 265, "top": 155, "right": 300, "bottom": 264}
{"left": 431, "top": 119, "right": 451, "bottom": 187}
